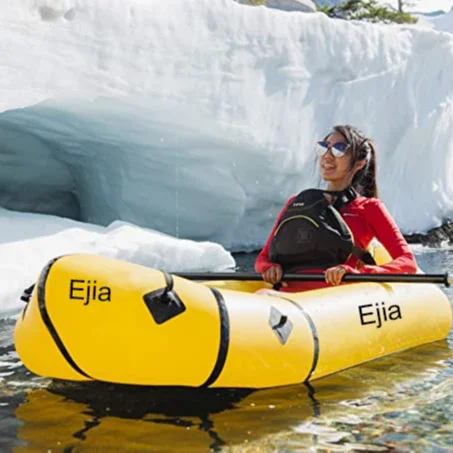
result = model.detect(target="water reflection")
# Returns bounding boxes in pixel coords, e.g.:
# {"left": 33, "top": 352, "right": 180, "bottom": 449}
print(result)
{"left": 14, "top": 340, "right": 453, "bottom": 452}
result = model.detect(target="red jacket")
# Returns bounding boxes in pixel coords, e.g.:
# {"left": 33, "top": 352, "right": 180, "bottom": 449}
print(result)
{"left": 255, "top": 195, "right": 417, "bottom": 292}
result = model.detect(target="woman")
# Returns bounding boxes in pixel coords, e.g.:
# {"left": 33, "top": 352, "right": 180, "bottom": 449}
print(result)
{"left": 255, "top": 125, "right": 417, "bottom": 293}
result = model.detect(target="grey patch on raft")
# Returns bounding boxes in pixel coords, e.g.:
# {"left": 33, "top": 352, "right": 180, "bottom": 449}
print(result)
{"left": 38, "top": 6, "right": 62, "bottom": 21}
{"left": 64, "top": 8, "right": 76, "bottom": 21}
{"left": 38, "top": 6, "right": 75, "bottom": 21}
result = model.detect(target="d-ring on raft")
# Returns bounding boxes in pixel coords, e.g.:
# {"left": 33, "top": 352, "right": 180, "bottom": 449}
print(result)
{"left": 14, "top": 247, "right": 452, "bottom": 389}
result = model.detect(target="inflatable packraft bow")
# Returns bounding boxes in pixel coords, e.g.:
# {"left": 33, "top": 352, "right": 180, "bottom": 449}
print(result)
{"left": 14, "top": 249, "right": 452, "bottom": 389}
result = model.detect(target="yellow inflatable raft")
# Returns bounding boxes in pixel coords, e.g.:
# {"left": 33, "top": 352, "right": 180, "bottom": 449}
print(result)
{"left": 14, "top": 251, "right": 452, "bottom": 389}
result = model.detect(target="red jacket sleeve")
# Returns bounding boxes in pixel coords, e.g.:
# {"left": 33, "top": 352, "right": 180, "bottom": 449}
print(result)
{"left": 255, "top": 196, "right": 296, "bottom": 274}
{"left": 346, "top": 199, "right": 417, "bottom": 275}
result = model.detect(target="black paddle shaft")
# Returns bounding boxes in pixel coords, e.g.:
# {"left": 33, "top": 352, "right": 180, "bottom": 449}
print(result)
{"left": 174, "top": 272, "right": 451, "bottom": 287}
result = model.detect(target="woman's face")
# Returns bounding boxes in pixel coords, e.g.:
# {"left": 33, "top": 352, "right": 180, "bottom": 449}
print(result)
{"left": 318, "top": 131, "right": 353, "bottom": 183}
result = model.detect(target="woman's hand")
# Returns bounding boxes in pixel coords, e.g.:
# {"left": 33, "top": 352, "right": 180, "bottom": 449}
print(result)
{"left": 324, "top": 265, "right": 347, "bottom": 286}
{"left": 262, "top": 264, "right": 285, "bottom": 286}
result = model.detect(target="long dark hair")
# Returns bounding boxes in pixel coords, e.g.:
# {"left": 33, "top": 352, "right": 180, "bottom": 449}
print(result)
{"left": 329, "top": 125, "right": 379, "bottom": 199}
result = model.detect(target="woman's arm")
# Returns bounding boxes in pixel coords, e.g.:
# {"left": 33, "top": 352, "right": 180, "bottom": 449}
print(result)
{"left": 255, "top": 196, "right": 295, "bottom": 274}
{"left": 346, "top": 199, "right": 417, "bottom": 274}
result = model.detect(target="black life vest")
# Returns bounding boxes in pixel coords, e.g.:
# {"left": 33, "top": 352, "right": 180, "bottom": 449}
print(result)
{"left": 269, "top": 187, "right": 376, "bottom": 272}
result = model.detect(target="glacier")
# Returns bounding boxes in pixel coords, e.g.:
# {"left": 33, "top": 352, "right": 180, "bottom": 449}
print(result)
{"left": 2, "top": 0, "right": 453, "bottom": 250}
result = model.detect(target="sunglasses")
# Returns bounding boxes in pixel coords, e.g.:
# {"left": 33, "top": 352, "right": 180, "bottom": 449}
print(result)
{"left": 316, "top": 141, "right": 349, "bottom": 158}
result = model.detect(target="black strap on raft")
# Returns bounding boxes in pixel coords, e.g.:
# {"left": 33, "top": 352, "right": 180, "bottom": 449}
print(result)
{"left": 142, "top": 271, "right": 186, "bottom": 325}
{"left": 20, "top": 284, "right": 35, "bottom": 303}
{"left": 269, "top": 187, "right": 376, "bottom": 274}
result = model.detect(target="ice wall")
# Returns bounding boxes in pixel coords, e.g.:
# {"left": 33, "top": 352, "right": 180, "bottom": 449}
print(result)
{"left": 1, "top": 0, "right": 453, "bottom": 251}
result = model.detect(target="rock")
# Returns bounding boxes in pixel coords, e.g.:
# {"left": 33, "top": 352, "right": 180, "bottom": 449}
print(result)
{"left": 314, "top": 0, "right": 343, "bottom": 6}
{"left": 405, "top": 221, "right": 453, "bottom": 247}
{"left": 234, "top": 0, "right": 316, "bottom": 13}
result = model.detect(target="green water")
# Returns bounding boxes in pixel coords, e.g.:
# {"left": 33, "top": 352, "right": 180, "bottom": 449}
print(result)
{"left": 1, "top": 247, "right": 453, "bottom": 452}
